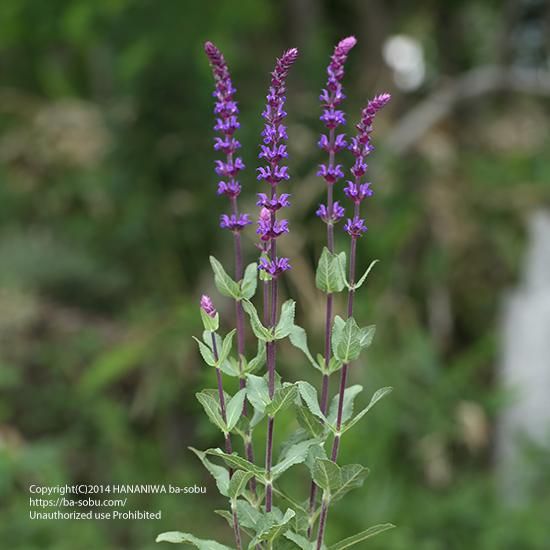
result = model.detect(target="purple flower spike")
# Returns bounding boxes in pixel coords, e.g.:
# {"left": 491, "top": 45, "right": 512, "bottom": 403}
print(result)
{"left": 257, "top": 218, "right": 289, "bottom": 241}
{"left": 200, "top": 294, "right": 217, "bottom": 318}
{"left": 205, "top": 41, "right": 250, "bottom": 230}
{"left": 220, "top": 213, "right": 252, "bottom": 232}
{"left": 258, "top": 48, "right": 299, "bottom": 188}
{"left": 319, "top": 36, "right": 357, "bottom": 133}
{"left": 344, "top": 216, "right": 368, "bottom": 237}
{"left": 259, "top": 256, "right": 291, "bottom": 276}
{"left": 316, "top": 201, "right": 345, "bottom": 224}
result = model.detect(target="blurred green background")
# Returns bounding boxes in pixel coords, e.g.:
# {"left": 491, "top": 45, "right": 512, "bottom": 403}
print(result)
{"left": 1, "top": 0, "right": 549, "bottom": 548}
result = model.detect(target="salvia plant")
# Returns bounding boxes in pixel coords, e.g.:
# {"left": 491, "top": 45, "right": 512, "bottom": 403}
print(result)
{"left": 157, "top": 37, "right": 394, "bottom": 550}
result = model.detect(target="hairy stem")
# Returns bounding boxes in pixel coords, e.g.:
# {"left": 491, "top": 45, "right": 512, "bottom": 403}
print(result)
{"left": 211, "top": 332, "right": 244, "bottom": 548}
{"left": 316, "top": 203, "right": 361, "bottom": 550}
{"left": 308, "top": 127, "right": 336, "bottom": 537}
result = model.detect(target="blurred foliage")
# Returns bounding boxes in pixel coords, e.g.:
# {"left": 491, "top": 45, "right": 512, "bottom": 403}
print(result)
{"left": 0, "top": 0, "right": 549, "bottom": 549}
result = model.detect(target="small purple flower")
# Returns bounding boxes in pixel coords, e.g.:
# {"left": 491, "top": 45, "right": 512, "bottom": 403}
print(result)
{"left": 259, "top": 256, "right": 291, "bottom": 276}
{"left": 200, "top": 294, "right": 217, "bottom": 317}
{"left": 256, "top": 165, "right": 290, "bottom": 185}
{"left": 355, "top": 93, "right": 391, "bottom": 145}
{"left": 259, "top": 144, "right": 288, "bottom": 163}
{"left": 215, "top": 158, "right": 245, "bottom": 178}
{"left": 316, "top": 201, "right": 345, "bottom": 224}
{"left": 220, "top": 213, "right": 252, "bottom": 232}
{"left": 317, "top": 164, "right": 344, "bottom": 185}
{"left": 344, "top": 181, "right": 373, "bottom": 204}
{"left": 256, "top": 193, "right": 291, "bottom": 211}
{"left": 318, "top": 133, "right": 347, "bottom": 152}
{"left": 214, "top": 137, "right": 240, "bottom": 154}
{"left": 320, "top": 108, "right": 346, "bottom": 129}
{"left": 344, "top": 216, "right": 368, "bottom": 238}
{"left": 217, "top": 180, "right": 241, "bottom": 198}
{"left": 257, "top": 218, "right": 289, "bottom": 241}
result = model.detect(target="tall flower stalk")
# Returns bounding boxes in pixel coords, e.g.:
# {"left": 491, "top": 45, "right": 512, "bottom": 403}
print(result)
{"left": 315, "top": 93, "right": 391, "bottom": 550}
{"left": 204, "top": 42, "right": 257, "bottom": 495}
{"left": 307, "top": 36, "right": 356, "bottom": 536}
{"left": 157, "top": 38, "right": 395, "bottom": 550}
{"left": 257, "top": 47, "right": 299, "bottom": 512}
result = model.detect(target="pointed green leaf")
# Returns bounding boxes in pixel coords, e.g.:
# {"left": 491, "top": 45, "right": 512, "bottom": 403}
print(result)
{"left": 327, "top": 524, "right": 396, "bottom": 550}
{"left": 235, "top": 499, "right": 262, "bottom": 529}
{"left": 200, "top": 309, "right": 219, "bottom": 332}
{"left": 205, "top": 448, "right": 265, "bottom": 480}
{"left": 331, "top": 464, "right": 369, "bottom": 503}
{"left": 228, "top": 470, "right": 254, "bottom": 499}
{"left": 358, "top": 325, "right": 375, "bottom": 349}
{"left": 246, "top": 374, "right": 270, "bottom": 414}
{"left": 155, "top": 531, "right": 233, "bottom": 549}
{"left": 242, "top": 299, "right": 273, "bottom": 341}
{"left": 297, "top": 381, "right": 327, "bottom": 423}
{"left": 274, "top": 299, "right": 296, "bottom": 339}
{"left": 265, "top": 383, "right": 297, "bottom": 416}
{"left": 196, "top": 391, "right": 227, "bottom": 434}
{"left": 241, "top": 262, "right": 258, "bottom": 300}
{"left": 312, "top": 458, "right": 341, "bottom": 495}
{"left": 209, "top": 256, "right": 241, "bottom": 299}
{"left": 289, "top": 325, "right": 321, "bottom": 371}
{"left": 316, "top": 247, "right": 346, "bottom": 293}
{"left": 188, "top": 447, "right": 229, "bottom": 497}
{"left": 353, "top": 259, "right": 379, "bottom": 290}
{"left": 332, "top": 317, "right": 362, "bottom": 363}
{"left": 249, "top": 509, "right": 296, "bottom": 548}
{"left": 218, "top": 329, "right": 236, "bottom": 365}
{"left": 296, "top": 405, "right": 326, "bottom": 439}
{"left": 327, "top": 385, "right": 363, "bottom": 427}
{"left": 226, "top": 388, "right": 247, "bottom": 431}
{"left": 272, "top": 439, "right": 317, "bottom": 479}
{"left": 219, "top": 357, "right": 240, "bottom": 377}
{"left": 305, "top": 443, "right": 328, "bottom": 473}
{"left": 283, "top": 531, "right": 315, "bottom": 549}
{"left": 342, "top": 387, "right": 393, "bottom": 433}
{"left": 244, "top": 341, "right": 266, "bottom": 374}
{"left": 192, "top": 337, "right": 217, "bottom": 367}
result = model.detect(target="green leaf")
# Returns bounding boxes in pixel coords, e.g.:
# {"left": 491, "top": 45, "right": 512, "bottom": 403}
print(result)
{"left": 274, "top": 299, "right": 296, "bottom": 339}
{"left": 218, "top": 329, "right": 236, "bottom": 365}
{"left": 305, "top": 443, "right": 328, "bottom": 473}
{"left": 219, "top": 357, "right": 240, "bottom": 377}
{"left": 296, "top": 405, "right": 326, "bottom": 439}
{"left": 327, "top": 385, "right": 363, "bottom": 427}
{"left": 155, "top": 531, "right": 233, "bottom": 549}
{"left": 242, "top": 299, "right": 273, "bottom": 341}
{"left": 244, "top": 342, "right": 266, "bottom": 374}
{"left": 228, "top": 470, "right": 254, "bottom": 499}
{"left": 297, "top": 381, "right": 326, "bottom": 423}
{"left": 353, "top": 259, "right": 379, "bottom": 290}
{"left": 200, "top": 308, "right": 219, "bottom": 332}
{"left": 209, "top": 256, "right": 241, "bottom": 299}
{"left": 272, "top": 439, "right": 317, "bottom": 479}
{"left": 342, "top": 387, "right": 393, "bottom": 433}
{"left": 205, "top": 448, "right": 265, "bottom": 480}
{"left": 358, "top": 325, "right": 376, "bottom": 349}
{"left": 226, "top": 388, "right": 247, "bottom": 432}
{"left": 196, "top": 391, "right": 227, "bottom": 434}
{"left": 240, "top": 262, "right": 258, "bottom": 300}
{"left": 331, "top": 464, "right": 369, "bottom": 503}
{"left": 188, "top": 447, "right": 229, "bottom": 497}
{"left": 332, "top": 317, "right": 362, "bottom": 363}
{"left": 283, "top": 531, "right": 315, "bottom": 550}
{"left": 192, "top": 337, "right": 217, "bottom": 367}
{"left": 316, "top": 247, "right": 346, "bottom": 294}
{"left": 265, "top": 383, "right": 297, "bottom": 416}
{"left": 327, "top": 524, "right": 396, "bottom": 550}
{"left": 312, "top": 458, "right": 341, "bottom": 495}
{"left": 235, "top": 499, "right": 262, "bottom": 529}
{"left": 249, "top": 509, "right": 296, "bottom": 548}
{"left": 289, "top": 325, "right": 321, "bottom": 371}
{"left": 246, "top": 374, "right": 271, "bottom": 414}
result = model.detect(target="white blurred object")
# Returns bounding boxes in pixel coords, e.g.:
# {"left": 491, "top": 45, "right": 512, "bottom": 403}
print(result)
{"left": 382, "top": 34, "right": 425, "bottom": 91}
{"left": 497, "top": 211, "right": 550, "bottom": 501}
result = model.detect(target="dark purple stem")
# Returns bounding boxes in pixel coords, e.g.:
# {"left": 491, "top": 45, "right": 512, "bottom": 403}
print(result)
{"left": 232, "top": 505, "right": 243, "bottom": 550}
